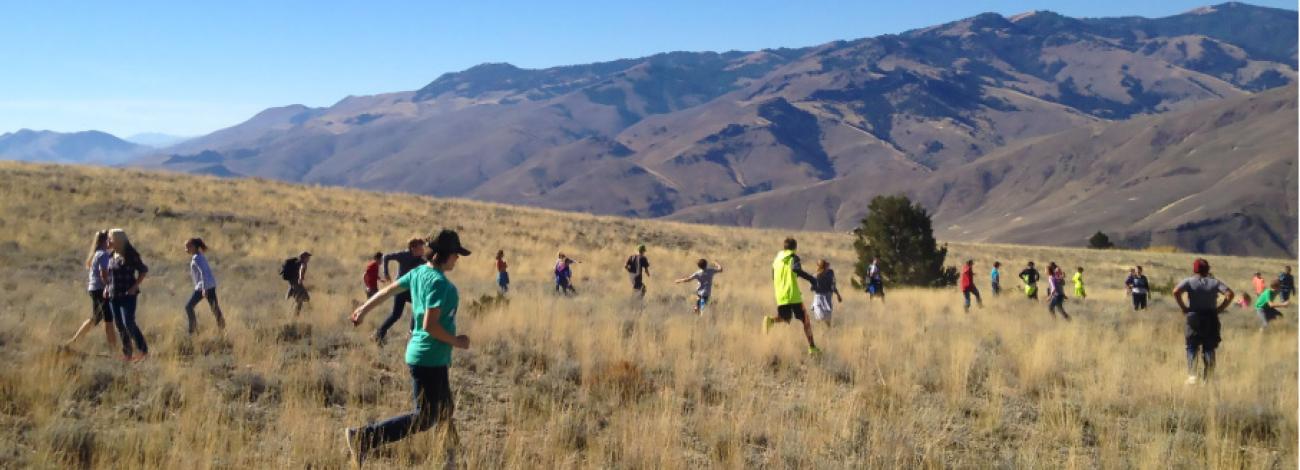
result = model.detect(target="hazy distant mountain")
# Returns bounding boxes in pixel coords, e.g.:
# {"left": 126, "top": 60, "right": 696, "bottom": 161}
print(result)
{"left": 125, "top": 132, "right": 191, "bottom": 148}
{"left": 141, "top": 2, "right": 1298, "bottom": 255}
{"left": 0, "top": 129, "right": 148, "bottom": 165}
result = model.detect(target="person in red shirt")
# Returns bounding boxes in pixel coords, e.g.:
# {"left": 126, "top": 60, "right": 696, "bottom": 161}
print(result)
{"left": 363, "top": 252, "right": 382, "bottom": 298}
{"left": 960, "top": 259, "right": 982, "bottom": 312}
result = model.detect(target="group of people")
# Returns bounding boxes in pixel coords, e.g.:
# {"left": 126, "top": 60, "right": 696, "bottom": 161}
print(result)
{"left": 66, "top": 229, "right": 227, "bottom": 362}
{"left": 59, "top": 226, "right": 1294, "bottom": 464}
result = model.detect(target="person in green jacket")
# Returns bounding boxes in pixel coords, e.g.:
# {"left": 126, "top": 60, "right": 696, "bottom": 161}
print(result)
{"left": 762, "top": 238, "right": 821, "bottom": 355}
{"left": 1255, "top": 279, "right": 1288, "bottom": 330}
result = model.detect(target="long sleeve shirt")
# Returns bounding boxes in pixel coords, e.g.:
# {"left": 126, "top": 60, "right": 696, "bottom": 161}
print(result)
{"left": 190, "top": 252, "right": 217, "bottom": 291}
{"left": 382, "top": 250, "right": 424, "bottom": 280}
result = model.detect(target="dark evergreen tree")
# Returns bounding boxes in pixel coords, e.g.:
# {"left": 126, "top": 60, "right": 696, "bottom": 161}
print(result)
{"left": 852, "top": 195, "right": 955, "bottom": 287}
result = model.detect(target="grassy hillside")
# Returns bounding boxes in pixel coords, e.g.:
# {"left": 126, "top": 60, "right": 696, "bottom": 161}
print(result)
{"left": 0, "top": 161, "right": 1294, "bottom": 468}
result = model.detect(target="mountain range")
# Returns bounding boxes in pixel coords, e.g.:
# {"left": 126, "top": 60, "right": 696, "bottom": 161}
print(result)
{"left": 0, "top": 129, "right": 150, "bottom": 165}
{"left": 135, "top": 2, "right": 1298, "bottom": 256}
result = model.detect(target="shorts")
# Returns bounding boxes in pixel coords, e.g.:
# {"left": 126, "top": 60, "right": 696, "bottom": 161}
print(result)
{"left": 1282, "top": 289, "right": 1293, "bottom": 302}
{"left": 287, "top": 282, "right": 310, "bottom": 302}
{"left": 696, "top": 295, "right": 709, "bottom": 310}
{"left": 88, "top": 289, "right": 109, "bottom": 325}
{"left": 811, "top": 293, "right": 833, "bottom": 321}
{"left": 1184, "top": 311, "right": 1221, "bottom": 351}
{"left": 1131, "top": 292, "right": 1148, "bottom": 310}
{"left": 631, "top": 274, "right": 644, "bottom": 291}
{"left": 776, "top": 303, "right": 807, "bottom": 322}
{"left": 867, "top": 279, "right": 883, "bottom": 295}
{"left": 1257, "top": 306, "right": 1283, "bottom": 323}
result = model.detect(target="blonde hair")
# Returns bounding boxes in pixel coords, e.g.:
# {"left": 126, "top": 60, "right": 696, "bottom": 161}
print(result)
{"left": 85, "top": 230, "right": 108, "bottom": 268}
{"left": 108, "top": 228, "right": 139, "bottom": 262}
{"left": 816, "top": 259, "right": 829, "bottom": 273}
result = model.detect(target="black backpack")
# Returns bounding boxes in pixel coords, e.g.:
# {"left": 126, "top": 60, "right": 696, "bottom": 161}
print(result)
{"left": 279, "top": 258, "right": 300, "bottom": 282}
{"left": 624, "top": 255, "right": 638, "bottom": 274}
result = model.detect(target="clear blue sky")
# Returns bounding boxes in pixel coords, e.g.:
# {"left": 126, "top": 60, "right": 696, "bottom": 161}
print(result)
{"left": 1, "top": 1, "right": 1293, "bottom": 137}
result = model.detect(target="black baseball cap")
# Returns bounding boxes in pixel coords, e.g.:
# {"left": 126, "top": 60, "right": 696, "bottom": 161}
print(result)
{"left": 429, "top": 229, "right": 471, "bottom": 256}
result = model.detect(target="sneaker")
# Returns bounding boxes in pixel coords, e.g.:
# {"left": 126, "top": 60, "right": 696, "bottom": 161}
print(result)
{"left": 1185, "top": 375, "right": 1198, "bottom": 386}
{"left": 343, "top": 427, "right": 364, "bottom": 466}
{"left": 808, "top": 346, "right": 822, "bottom": 356}
{"left": 762, "top": 317, "right": 775, "bottom": 334}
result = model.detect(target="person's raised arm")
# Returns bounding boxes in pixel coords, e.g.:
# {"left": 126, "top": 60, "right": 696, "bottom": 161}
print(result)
{"left": 714, "top": 262, "right": 723, "bottom": 273}
{"left": 422, "top": 308, "right": 469, "bottom": 349}
{"left": 791, "top": 256, "right": 817, "bottom": 284}
{"left": 674, "top": 274, "right": 693, "bottom": 284}
{"left": 351, "top": 281, "right": 408, "bottom": 325}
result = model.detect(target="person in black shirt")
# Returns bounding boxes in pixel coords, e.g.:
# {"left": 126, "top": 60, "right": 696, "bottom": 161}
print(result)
{"left": 1018, "top": 262, "right": 1040, "bottom": 300}
{"left": 374, "top": 238, "right": 427, "bottom": 346}
{"left": 1125, "top": 265, "right": 1150, "bottom": 311}
{"left": 1278, "top": 266, "right": 1295, "bottom": 302}
{"left": 627, "top": 245, "right": 651, "bottom": 298}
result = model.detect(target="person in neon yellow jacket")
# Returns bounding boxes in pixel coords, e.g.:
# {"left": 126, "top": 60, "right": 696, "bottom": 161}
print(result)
{"left": 763, "top": 238, "right": 821, "bottom": 355}
{"left": 1072, "top": 267, "right": 1086, "bottom": 299}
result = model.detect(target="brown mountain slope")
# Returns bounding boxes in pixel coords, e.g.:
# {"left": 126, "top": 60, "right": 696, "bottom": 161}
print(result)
{"left": 669, "top": 85, "right": 1298, "bottom": 257}
{"left": 136, "top": 4, "right": 1298, "bottom": 254}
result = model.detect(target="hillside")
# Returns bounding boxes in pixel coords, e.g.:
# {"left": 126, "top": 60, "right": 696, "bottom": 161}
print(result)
{"left": 0, "top": 161, "right": 1295, "bottom": 468}
{"left": 138, "top": 3, "right": 1298, "bottom": 256}
{"left": 669, "top": 84, "right": 1299, "bottom": 257}
{"left": 0, "top": 129, "right": 149, "bottom": 165}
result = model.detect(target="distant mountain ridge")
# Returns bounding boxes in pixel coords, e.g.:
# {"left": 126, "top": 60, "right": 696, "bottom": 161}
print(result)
{"left": 0, "top": 129, "right": 148, "bottom": 165}
{"left": 138, "top": 2, "right": 1298, "bottom": 256}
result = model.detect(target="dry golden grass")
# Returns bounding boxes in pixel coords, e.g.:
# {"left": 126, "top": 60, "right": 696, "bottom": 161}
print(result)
{"left": 0, "top": 161, "right": 1294, "bottom": 469}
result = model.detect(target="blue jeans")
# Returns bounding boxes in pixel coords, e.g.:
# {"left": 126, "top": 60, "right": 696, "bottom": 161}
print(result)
{"left": 110, "top": 295, "right": 147, "bottom": 356}
{"left": 356, "top": 365, "right": 457, "bottom": 450}
{"left": 1048, "top": 294, "right": 1070, "bottom": 319}
{"left": 376, "top": 291, "right": 412, "bottom": 340}
{"left": 497, "top": 272, "right": 509, "bottom": 293}
{"left": 962, "top": 286, "right": 981, "bottom": 311}
{"left": 184, "top": 288, "right": 225, "bottom": 334}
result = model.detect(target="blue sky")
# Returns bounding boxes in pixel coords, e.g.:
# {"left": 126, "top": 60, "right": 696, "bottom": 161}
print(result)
{"left": 1, "top": 1, "right": 1293, "bottom": 137}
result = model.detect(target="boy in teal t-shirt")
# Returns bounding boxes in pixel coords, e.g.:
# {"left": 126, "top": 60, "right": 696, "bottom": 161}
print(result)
{"left": 345, "top": 229, "right": 472, "bottom": 466}
{"left": 400, "top": 265, "right": 459, "bottom": 367}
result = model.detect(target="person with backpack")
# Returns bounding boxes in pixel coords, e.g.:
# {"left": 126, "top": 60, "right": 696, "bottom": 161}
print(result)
{"left": 811, "top": 259, "right": 843, "bottom": 325}
{"left": 1046, "top": 263, "right": 1070, "bottom": 320}
{"left": 675, "top": 258, "right": 722, "bottom": 315}
{"left": 960, "top": 260, "right": 982, "bottom": 312}
{"left": 363, "top": 252, "right": 382, "bottom": 298}
{"left": 1019, "top": 262, "right": 1040, "bottom": 300}
{"left": 105, "top": 229, "right": 149, "bottom": 362}
{"left": 762, "top": 238, "right": 820, "bottom": 355}
{"left": 865, "top": 258, "right": 885, "bottom": 302}
{"left": 375, "top": 238, "right": 428, "bottom": 346}
{"left": 625, "top": 245, "right": 651, "bottom": 298}
{"left": 1255, "top": 280, "right": 1288, "bottom": 330}
{"left": 990, "top": 261, "right": 1002, "bottom": 296}
{"left": 1278, "top": 266, "right": 1295, "bottom": 302}
{"left": 494, "top": 250, "right": 509, "bottom": 294}
{"left": 183, "top": 237, "right": 226, "bottom": 335}
{"left": 1173, "top": 259, "right": 1234, "bottom": 385}
{"left": 282, "top": 252, "right": 311, "bottom": 316}
{"left": 64, "top": 230, "right": 117, "bottom": 349}
{"left": 555, "top": 253, "right": 578, "bottom": 295}
{"left": 1125, "top": 266, "right": 1150, "bottom": 311}
{"left": 345, "top": 229, "right": 472, "bottom": 467}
